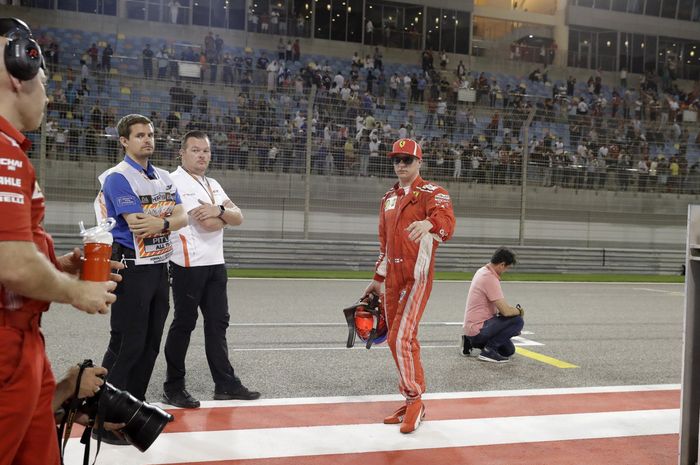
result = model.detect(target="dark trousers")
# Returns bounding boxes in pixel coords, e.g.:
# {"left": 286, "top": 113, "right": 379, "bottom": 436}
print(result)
{"left": 163, "top": 263, "right": 240, "bottom": 393}
{"left": 471, "top": 315, "right": 524, "bottom": 357}
{"left": 102, "top": 250, "right": 170, "bottom": 401}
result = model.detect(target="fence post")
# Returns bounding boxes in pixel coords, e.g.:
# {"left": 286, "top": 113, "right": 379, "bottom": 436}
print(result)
{"left": 518, "top": 105, "right": 536, "bottom": 245}
{"left": 303, "top": 85, "right": 317, "bottom": 240}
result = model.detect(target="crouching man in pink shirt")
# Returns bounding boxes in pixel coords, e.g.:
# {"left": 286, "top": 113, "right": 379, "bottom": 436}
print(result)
{"left": 461, "top": 247, "right": 524, "bottom": 363}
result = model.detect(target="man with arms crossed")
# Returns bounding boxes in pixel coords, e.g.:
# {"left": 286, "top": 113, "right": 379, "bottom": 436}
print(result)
{"left": 161, "top": 131, "right": 260, "bottom": 408}
{"left": 461, "top": 247, "right": 524, "bottom": 363}
{"left": 95, "top": 113, "right": 188, "bottom": 444}
{"left": 0, "top": 17, "right": 117, "bottom": 464}
{"left": 364, "top": 138, "right": 455, "bottom": 434}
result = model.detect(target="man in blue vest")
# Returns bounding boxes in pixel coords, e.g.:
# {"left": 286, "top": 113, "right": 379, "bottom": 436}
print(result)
{"left": 95, "top": 113, "right": 187, "bottom": 445}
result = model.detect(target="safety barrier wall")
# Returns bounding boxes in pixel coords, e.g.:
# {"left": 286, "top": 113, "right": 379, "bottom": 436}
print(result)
{"left": 52, "top": 235, "right": 685, "bottom": 274}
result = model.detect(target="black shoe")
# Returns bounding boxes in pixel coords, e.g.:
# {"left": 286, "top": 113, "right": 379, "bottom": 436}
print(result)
{"left": 478, "top": 346, "right": 510, "bottom": 363}
{"left": 91, "top": 429, "right": 130, "bottom": 446}
{"left": 214, "top": 385, "right": 261, "bottom": 401}
{"left": 162, "top": 389, "right": 201, "bottom": 408}
{"left": 460, "top": 335, "right": 472, "bottom": 357}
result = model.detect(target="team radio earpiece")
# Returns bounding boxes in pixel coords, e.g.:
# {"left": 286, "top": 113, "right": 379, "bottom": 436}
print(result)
{"left": 0, "top": 17, "right": 45, "bottom": 81}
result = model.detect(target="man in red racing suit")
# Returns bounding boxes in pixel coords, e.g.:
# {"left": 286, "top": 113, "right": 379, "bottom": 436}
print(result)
{"left": 0, "top": 18, "right": 117, "bottom": 465}
{"left": 364, "top": 138, "right": 455, "bottom": 434}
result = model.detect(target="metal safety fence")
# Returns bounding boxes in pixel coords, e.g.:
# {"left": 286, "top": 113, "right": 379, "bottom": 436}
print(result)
{"left": 28, "top": 58, "right": 700, "bottom": 249}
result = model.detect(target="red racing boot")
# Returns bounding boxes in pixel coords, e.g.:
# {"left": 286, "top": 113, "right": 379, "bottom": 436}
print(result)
{"left": 383, "top": 403, "right": 407, "bottom": 424}
{"left": 400, "top": 399, "right": 425, "bottom": 434}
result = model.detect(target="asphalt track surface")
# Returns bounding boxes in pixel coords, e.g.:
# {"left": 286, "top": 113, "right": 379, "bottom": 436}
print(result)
{"left": 44, "top": 279, "right": 684, "bottom": 399}
{"left": 43, "top": 279, "right": 685, "bottom": 464}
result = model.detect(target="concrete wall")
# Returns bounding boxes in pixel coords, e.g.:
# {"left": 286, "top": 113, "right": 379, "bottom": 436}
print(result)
{"left": 567, "top": 5, "right": 700, "bottom": 42}
{"left": 39, "top": 160, "right": 693, "bottom": 249}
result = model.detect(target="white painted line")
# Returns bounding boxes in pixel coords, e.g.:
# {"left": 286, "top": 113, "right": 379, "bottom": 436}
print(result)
{"left": 512, "top": 335, "right": 544, "bottom": 346}
{"left": 64, "top": 409, "right": 680, "bottom": 464}
{"left": 230, "top": 321, "right": 468, "bottom": 327}
{"left": 228, "top": 277, "right": 684, "bottom": 286}
{"left": 227, "top": 340, "right": 541, "bottom": 352}
{"left": 154, "top": 384, "right": 680, "bottom": 410}
{"left": 633, "top": 288, "right": 684, "bottom": 296}
{"left": 229, "top": 322, "right": 538, "bottom": 328}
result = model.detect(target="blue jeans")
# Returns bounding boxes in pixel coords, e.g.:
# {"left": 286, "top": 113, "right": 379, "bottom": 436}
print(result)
{"left": 470, "top": 315, "right": 524, "bottom": 357}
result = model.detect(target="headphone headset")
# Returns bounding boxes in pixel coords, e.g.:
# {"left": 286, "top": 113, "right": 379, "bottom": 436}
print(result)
{"left": 0, "top": 17, "right": 45, "bottom": 81}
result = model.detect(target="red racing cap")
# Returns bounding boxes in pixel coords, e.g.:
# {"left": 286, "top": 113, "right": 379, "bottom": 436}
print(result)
{"left": 388, "top": 138, "right": 422, "bottom": 160}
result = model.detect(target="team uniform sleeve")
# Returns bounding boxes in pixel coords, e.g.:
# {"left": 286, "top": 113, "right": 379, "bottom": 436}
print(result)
{"left": 426, "top": 186, "right": 455, "bottom": 242}
{"left": 102, "top": 172, "right": 143, "bottom": 217}
{"left": 373, "top": 195, "right": 387, "bottom": 282}
{"left": 0, "top": 150, "right": 33, "bottom": 242}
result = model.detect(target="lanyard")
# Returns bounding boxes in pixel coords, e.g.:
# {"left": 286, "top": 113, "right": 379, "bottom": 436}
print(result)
{"left": 184, "top": 167, "right": 215, "bottom": 204}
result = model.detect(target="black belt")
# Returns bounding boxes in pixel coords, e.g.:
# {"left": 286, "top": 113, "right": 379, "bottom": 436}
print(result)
{"left": 112, "top": 242, "right": 136, "bottom": 259}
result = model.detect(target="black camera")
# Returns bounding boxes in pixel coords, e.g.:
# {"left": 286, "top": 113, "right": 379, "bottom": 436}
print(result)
{"left": 79, "top": 362, "right": 173, "bottom": 452}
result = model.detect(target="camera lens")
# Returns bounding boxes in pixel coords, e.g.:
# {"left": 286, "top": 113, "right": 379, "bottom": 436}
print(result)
{"left": 84, "top": 381, "right": 173, "bottom": 452}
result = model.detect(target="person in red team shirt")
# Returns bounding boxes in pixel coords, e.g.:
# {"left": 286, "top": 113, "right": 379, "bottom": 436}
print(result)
{"left": 0, "top": 18, "right": 118, "bottom": 465}
{"left": 364, "top": 138, "right": 455, "bottom": 434}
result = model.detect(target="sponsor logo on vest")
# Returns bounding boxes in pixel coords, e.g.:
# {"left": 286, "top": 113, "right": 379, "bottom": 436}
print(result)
{"left": 0, "top": 191, "right": 24, "bottom": 204}
{"left": 0, "top": 158, "right": 23, "bottom": 171}
{"left": 0, "top": 176, "right": 21, "bottom": 187}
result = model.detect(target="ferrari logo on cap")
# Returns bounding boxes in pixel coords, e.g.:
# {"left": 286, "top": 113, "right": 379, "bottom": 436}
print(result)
{"left": 399, "top": 140, "right": 406, "bottom": 148}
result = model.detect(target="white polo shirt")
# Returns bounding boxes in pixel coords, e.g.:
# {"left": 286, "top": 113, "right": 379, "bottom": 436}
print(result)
{"left": 169, "top": 166, "right": 232, "bottom": 267}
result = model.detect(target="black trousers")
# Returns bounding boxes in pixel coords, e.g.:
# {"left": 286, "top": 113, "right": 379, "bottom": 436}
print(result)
{"left": 163, "top": 263, "right": 240, "bottom": 393}
{"left": 102, "top": 247, "right": 170, "bottom": 401}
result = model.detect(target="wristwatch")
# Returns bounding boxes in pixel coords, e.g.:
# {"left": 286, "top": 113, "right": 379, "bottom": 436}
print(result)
{"left": 217, "top": 205, "right": 226, "bottom": 218}
{"left": 162, "top": 218, "right": 170, "bottom": 233}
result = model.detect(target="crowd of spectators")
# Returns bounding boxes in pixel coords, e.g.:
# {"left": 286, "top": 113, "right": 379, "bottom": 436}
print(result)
{"left": 36, "top": 29, "right": 700, "bottom": 194}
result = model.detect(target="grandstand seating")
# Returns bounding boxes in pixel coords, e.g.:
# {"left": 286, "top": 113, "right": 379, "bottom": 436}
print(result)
{"left": 35, "top": 25, "right": 700, "bottom": 193}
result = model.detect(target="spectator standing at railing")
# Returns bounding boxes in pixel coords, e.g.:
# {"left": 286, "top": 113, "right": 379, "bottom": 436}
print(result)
{"left": 489, "top": 79, "right": 500, "bottom": 107}
{"left": 421, "top": 49, "right": 432, "bottom": 72}
{"left": 213, "top": 33, "right": 223, "bottom": 57}
{"left": 168, "top": 0, "right": 181, "bottom": 23}
{"left": 102, "top": 43, "right": 113, "bottom": 73}
{"left": 436, "top": 97, "right": 447, "bottom": 128}
{"left": 207, "top": 50, "right": 218, "bottom": 84}
{"left": 366, "top": 19, "right": 374, "bottom": 45}
{"left": 509, "top": 42, "right": 516, "bottom": 60}
{"left": 389, "top": 73, "right": 398, "bottom": 99}
{"left": 424, "top": 99, "right": 436, "bottom": 130}
{"left": 198, "top": 52, "right": 206, "bottom": 82}
{"left": 270, "top": 10, "right": 280, "bottom": 34}
{"left": 221, "top": 52, "right": 233, "bottom": 86}
{"left": 285, "top": 39, "right": 292, "bottom": 61}
{"left": 373, "top": 47, "right": 383, "bottom": 71}
{"left": 231, "top": 53, "right": 242, "bottom": 82}
{"left": 86, "top": 42, "right": 99, "bottom": 70}
{"left": 54, "top": 121, "right": 68, "bottom": 159}
{"left": 292, "top": 39, "right": 300, "bottom": 62}
{"left": 157, "top": 46, "right": 169, "bottom": 80}
{"left": 620, "top": 67, "right": 628, "bottom": 89}
{"left": 79, "top": 59, "right": 89, "bottom": 89}
{"left": 439, "top": 50, "right": 448, "bottom": 70}
{"left": 267, "top": 60, "right": 279, "bottom": 92}
{"left": 197, "top": 89, "right": 208, "bottom": 116}
{"left": 637, "top": 156, "right": 649, "bottom": 191}
{"left": 44, "top": 40, "right": 57, "bottom": 73}
{"left": 142, "top": 43, "right": 154, "bottom": 79}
